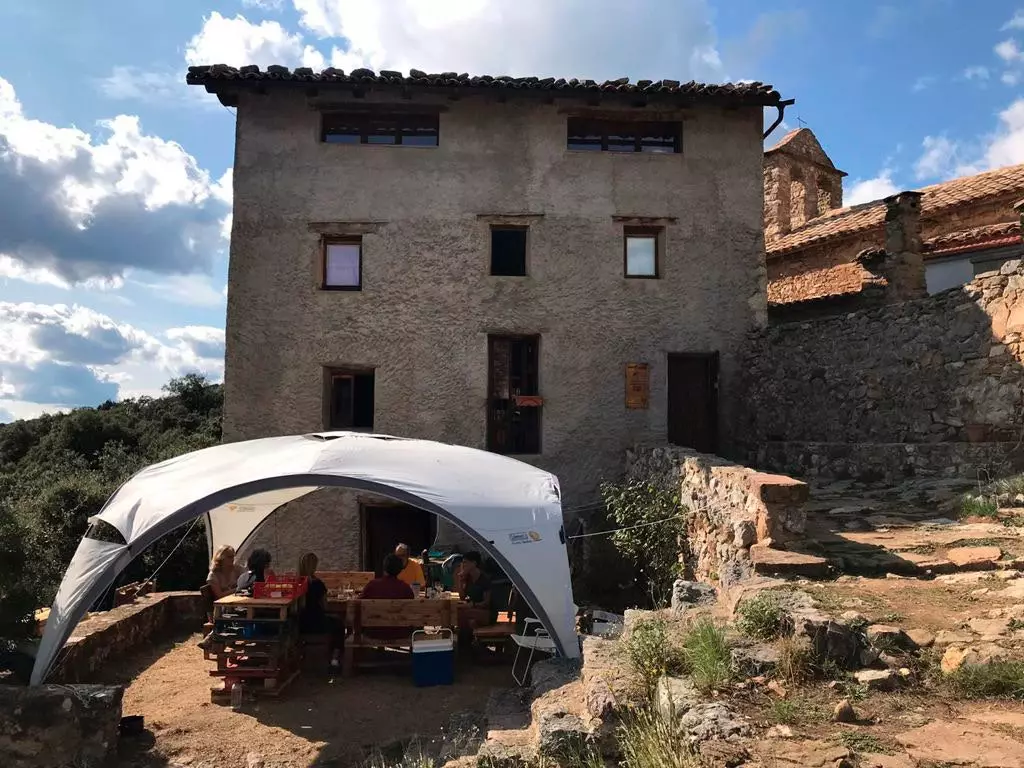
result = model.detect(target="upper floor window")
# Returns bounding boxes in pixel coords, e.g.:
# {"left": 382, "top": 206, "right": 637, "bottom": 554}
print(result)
{"left": 323, "top": 238, "right": 362, "bottom": 290}
{"left": 326, "top": 369, "right": 375, "bottom": 430}
{"left": 624, "top": 228, "right": 660, "bottom": 278}
{"left": 322, "top": 112, "right": 439, "bottom": 146}
{"left": 490, "top": 227, "right": 528, "bottom": 276}
{"left": 567, "top": 117, "right": 681, "bottom": 154}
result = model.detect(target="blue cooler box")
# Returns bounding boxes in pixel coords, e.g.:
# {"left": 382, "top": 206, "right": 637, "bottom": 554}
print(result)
{"left": 412, "top": 629, "right": 454, "bottom": 687}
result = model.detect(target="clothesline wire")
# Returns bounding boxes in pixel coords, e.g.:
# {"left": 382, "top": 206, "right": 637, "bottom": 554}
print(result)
{"left": 142, "top": 516, "right": 203, "bottom": 588}
{"left": 565, "top": 510, "right": 688, "bottom": 540}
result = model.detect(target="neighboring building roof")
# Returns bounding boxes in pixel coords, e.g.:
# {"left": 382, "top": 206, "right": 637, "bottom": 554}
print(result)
{"left": 767, "top": 163, "right": 1024, "bottom": 257}
{"left": 186, "top": 64, "right": 786, "bottom": 108}
{"left": 924, "top": 221, "right": 1022, "bottom": 257}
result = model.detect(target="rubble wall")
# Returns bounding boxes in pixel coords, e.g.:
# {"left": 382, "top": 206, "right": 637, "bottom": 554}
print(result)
{"left": 743, "top": 261, "right": 1024, "bottom": 481}
{"left": 625, "top": 445, "right": 808, "bottom": 585}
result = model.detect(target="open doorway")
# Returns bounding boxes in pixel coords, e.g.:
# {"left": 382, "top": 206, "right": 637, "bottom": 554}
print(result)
{"left": 667, "top": 352, "right": 719, "bottom": 453}
{"left": 361, "top": 504, "right": 437, "bottom": 575}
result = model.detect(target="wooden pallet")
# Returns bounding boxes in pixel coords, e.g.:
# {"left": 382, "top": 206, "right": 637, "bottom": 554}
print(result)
{"left": 209, "top": 667, "right": 300, "bottom": 703}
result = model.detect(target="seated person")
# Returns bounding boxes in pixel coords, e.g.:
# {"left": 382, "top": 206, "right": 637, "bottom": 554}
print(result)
{"left": 297, "top": 552, "right": 345, "bottom": 670}
{"left": 236, "top": 548, "right": 273, "bottom": 594}
{"left": 394, "top": 543, "right": 425, "bottom": 589}
{"left": 457, "top": 551, "right": 497, "bottom": 644}
{"left": 206, "top": 544, "right": 242, "bottom": 601}
{"left": 360, "top": 554, "right": 414, "bottom": 640}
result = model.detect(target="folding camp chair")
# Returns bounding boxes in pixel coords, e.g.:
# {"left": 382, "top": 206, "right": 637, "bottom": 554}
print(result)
{"left": 510, "top": 618, "right": 558, "bottom": 686}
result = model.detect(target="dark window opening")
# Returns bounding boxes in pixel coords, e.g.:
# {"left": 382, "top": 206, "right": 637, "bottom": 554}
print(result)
{"left": 624, "top": 227, "right": 660, "bottom": 278}
{"left": 322, "top": 238, "right": 362, "bottom": 290}
{"left": 490, "top": 227, "right": 528, "bottom": 276}
{"left": 487, "top": 335, "right": 541, "bottom": 455}
{"left": 567, "top": 117, "right": 681, "bottom": 154}
{"left": 328, "top": 370, "right": 375, "bottom": 429}
{"left": 322, "top": 112, "right": 439, "bottom": 146}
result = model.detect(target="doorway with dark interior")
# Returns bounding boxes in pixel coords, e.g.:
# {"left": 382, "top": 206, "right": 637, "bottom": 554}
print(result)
{"left": 362, "top": 504, "right": 437, "bottom": 576}
{"left": 666, "top": 352, "right": 719, "bottom": 454}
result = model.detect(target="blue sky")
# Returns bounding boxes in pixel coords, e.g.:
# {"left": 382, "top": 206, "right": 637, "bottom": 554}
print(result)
{"left": 0, "top": 0, "right": 1022, "bottom": 421}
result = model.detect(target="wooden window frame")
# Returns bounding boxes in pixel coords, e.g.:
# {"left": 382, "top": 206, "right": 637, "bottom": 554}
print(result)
{"left": 489, "top": 226, "right": 530, "bottom": 277}
{"left": 324, "top": 368, "right": 375, "bottom": 430}
{"left": 566, "top": 117, "right": 682, "bottom": 154}
{"left": 321, "top": 112, "right": 440, "bottom": 146}
{"left": 623, "top": 227, "right": 661, "bottom": 279}
{"left": 321, "top": 237, "right": 363, "bottom": 291}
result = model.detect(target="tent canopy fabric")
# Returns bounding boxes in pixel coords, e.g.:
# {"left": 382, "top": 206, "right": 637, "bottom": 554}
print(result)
{"left": 30, "top": 432, "right": 577, "bottom": 686}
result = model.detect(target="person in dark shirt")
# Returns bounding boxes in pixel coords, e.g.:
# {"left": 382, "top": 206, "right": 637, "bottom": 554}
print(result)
{"left": 297, "top": 552, "right": 344, "bottom": 670}
{"left": 457, "top": 551, "right": 496, "bottom": 651}
{"left": 236, "top": 548, "right": 272, "bottom": 594}
{"left": 360, "top": 554, "right": 414, "bottom": 640}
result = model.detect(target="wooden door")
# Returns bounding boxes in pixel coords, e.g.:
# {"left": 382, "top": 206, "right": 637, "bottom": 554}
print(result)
{"left": 362, "top": 505, "right": 436, "bottom": 575}
{"left": 667, "top": 352, "right": 719, "bottom": 453}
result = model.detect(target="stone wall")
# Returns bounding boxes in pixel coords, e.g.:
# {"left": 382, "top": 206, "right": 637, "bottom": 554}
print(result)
{"left": 624, "top": 445, "right": 808, "bottom": 585}
{"left": 0, "top": 684, "right": 122, "bottom": 767}
{"left": 48, "top": 592, "right": 203, "bottom": 684}
{"left": 743, "top": 261, "right": 1024, "bottom": 481}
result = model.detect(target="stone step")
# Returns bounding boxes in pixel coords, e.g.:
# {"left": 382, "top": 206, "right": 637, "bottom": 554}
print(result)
{"left": 750, "top": 543, "right": 832, "bottom": 578}
{"left": 475, "top": 688, "right": 536, "bottom": 765}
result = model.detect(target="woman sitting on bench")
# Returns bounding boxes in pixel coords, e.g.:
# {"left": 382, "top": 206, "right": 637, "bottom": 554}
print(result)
{"left": 297, "top": 552, "right": 345, "bottom": 671}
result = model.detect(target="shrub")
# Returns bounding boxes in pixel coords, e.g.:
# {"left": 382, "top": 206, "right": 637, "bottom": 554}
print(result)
{"left": 735, "top": 592, "right": 792, "bottom": 640}
{"left": 681, "top": 618, "right": 732, "bottom": 692}
{"left": 625, "top": 618, "right": 685, "bottom": 690}
{"left": 601, "top": 479, "right": 686, "bottom": 607}
{"left": 947, "top": 661, "right": 1024, "bottom": 700}
{"left": 959, "top": 494, "right": 999, "bottom": 519}
{"left": 618, "top": 706, "right": 697, "bottom": 768}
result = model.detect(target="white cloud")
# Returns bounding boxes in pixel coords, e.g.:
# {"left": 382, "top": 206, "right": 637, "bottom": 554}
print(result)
{"left": 914, "top": 135, "right": 959, "bottom": 180}
{"left": 912, "top": 76, "right": 936, "bottom": 92}
{"left": 185, "top": 12, "right": 326, "bottom": 70}
{"left": 963, "top": 65, "right": 990, "bottom": 81}
{"left": 0, "top": 77, "right": 229, "bottom": 286}
{"left": 286, "top": 0, "right": 726, "bottom": 82}
{"left": 0, "top": 301, "right": 223, "bottom": 415}
{"left": 1003, "top": 10, "right": 1024, "bottom": 30}
{"left": 133, "top": 273, "right": 228, "bottom": 308}
{"left": 242, "top": 0, "right": 283, "bottom": 9}
{"left": 846, "top": 170, "right": 900, "bottom": 206}
{"left": 996, "top": 38, "right": 1024, "bottom": 63}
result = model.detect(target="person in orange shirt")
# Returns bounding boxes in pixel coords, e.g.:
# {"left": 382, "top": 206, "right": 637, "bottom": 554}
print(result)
{"left": 394, "top": 543, "right": 425, "bottom": 589}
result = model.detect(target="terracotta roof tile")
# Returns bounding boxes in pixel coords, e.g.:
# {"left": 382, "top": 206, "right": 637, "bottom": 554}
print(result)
{"left": 185, "top": 64, "right": 785, "bottom": 106}
{"left": 767, "top": 163, "right": 1024, "bottom": 256}
{"left": 924, "top": 221, "right": 1021, "bottom": 256}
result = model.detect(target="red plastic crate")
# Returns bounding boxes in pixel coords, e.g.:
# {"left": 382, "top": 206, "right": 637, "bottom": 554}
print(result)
{"left": 253, "top": 577, "right": 308, "bottom": 600}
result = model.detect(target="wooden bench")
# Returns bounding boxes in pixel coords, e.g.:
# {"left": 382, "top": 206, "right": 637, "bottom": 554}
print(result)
{"left": 343, "top": 599, "right": 456, "bottom": 676}
{"left": 318, "top": 571, "right": 375, "bottom": 592}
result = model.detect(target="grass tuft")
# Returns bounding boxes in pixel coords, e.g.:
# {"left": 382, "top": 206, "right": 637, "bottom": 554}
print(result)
{"left": 775, "top": 635, "right": 814, "bottom": 685}
{"left": 959, "top": 494, "right": 1000, "bottom": 519}
{"left": 735, "top": 592, "right": 792, "bottom": 641}
{"left": 946, "top": 661, "right": 1024, "bottom": 700}
{"left": 681, "top": 618, "right": 732, "bottom": 692}
{"left": 618, "top": 706, "right": 698, "bottom": 768}
{"left": 624, "top": 618, "right": 686, "bottom": 691}
{"left": 837, "top": 731, "right": 895, "bottom": 755}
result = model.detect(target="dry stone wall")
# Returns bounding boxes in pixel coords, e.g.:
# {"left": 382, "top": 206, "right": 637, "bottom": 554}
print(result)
{"left": 743, "top": 261, "right": 1024, "bottom": 481}
{"left": 625, "top": 445, "right": 808, "bottom": 586}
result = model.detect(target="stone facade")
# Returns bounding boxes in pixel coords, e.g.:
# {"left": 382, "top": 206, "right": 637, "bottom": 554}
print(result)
{"left": 47, "top": 592, "right": 203, "bottom": 684}
{"left": 743, "top": 261, "right": 1024, "bottom": 481}
{"left": 212, "top": 76, "right": 771, "bottom": 568}
{"left": 0, "top": 684, "right": 122, "bottom": 768}
{"left": 624, "top": 445, "right": 808, "bottom": 586}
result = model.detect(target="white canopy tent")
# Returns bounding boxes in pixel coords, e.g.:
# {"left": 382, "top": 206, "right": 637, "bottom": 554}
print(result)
{"left": 30, "top": 432, "right": 577, "bottom": 686}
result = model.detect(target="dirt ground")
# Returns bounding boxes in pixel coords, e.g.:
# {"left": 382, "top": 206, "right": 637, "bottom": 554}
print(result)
{"left": 114, "top": 633, "right": 511, "bottom": 768}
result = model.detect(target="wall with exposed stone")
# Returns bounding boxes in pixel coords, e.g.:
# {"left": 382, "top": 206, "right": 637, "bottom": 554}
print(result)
{"left": 742, "top": 261, "right": 1024, "bottom": 481}
{"left": 0, "top": 684, "right": 122, "bottom": 768}
{"left": 47, "top": 591, "right": 203, "bottom": 684}
{"left": 624, "top": 445, "right": 808, "bottom": 586}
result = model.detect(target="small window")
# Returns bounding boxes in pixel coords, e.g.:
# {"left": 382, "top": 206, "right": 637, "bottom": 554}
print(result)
{"left": 624, "top": 228, "right": 659, "bottom": 278}
{"left": 322, "top": 112, "right": 439, "bottom": 146}
{"left": 328, "top": 370, "right": 375, "bottom": 429}
{"left": 567, "top": 117, "right": 681, "bottom": 154}
{"left": 490, "top": 227, "right": 528, "bottom": 276}
{"left": 487, "top": 335, "right": 541, "bottom": 455}
{"left": 323, "top": 239, "right": 361, "bottom": 290}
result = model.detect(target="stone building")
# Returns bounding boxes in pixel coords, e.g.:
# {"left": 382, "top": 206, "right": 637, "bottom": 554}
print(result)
{"left": 764, "top": 128, "right": 1024, "bottom": 322}
{"left": 187, "top": 65, "right": 786, "bottom": 570}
